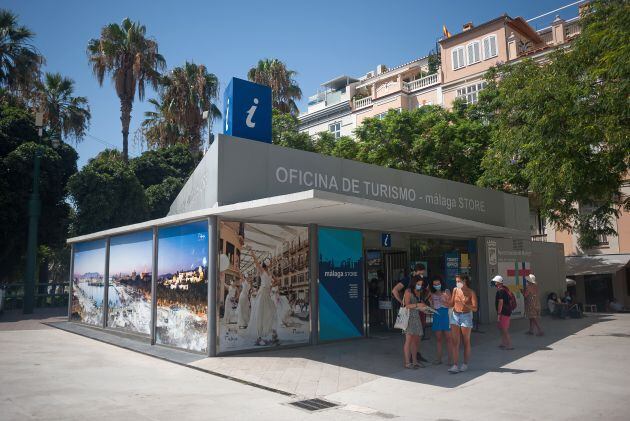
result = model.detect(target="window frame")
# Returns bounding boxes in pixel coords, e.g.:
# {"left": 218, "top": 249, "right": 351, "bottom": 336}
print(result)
{"left": 451, "top": 46, "right": 466, "bottom": 70}
{"left": 482, "top": 34, "right": 498, "bottom": 60}
{"left": 328, "top": 121, "right": 341, "bottom": 139}
{"left": 466, "top": 41, "right": 481, "bottom": 65}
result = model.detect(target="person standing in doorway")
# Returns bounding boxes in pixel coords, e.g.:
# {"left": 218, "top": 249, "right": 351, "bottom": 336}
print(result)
{"left": 447, "top": 274, "right": 477, "bottom": 374}
{"left": 430, "top": 277, "right": 453, "bottom": 365}
{"left": 493, "top": 276, "right": 514, "bottom": 350}
{"left": 524, "top": 274, "right": 544, "bottom": 336}
{"left": 393, "top": 264, "right": 428, "bottom": 362}
{"left": 402, "top": 276, "right": 427, "bottom": 368}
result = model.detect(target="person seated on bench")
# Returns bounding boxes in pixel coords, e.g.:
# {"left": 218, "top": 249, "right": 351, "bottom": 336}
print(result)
{"left": 547, "top": 293, "right": 562, "bottom": 318}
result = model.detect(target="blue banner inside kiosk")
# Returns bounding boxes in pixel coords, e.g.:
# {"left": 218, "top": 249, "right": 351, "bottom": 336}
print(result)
{"left": 318, "top": 227, "right": 364, "bottom": 341}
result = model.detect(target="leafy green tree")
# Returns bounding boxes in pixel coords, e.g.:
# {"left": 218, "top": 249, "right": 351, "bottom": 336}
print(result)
{"left": 0, "top": 104, "right": 78, "bottom": 282}
{"left": 478, "top": 0, "right": 630, "bottom": 249}
{"left": 271, "top": 109, "right": 315, "bottom": 151}
{"left": 248, "top": 59, "right": 302, "bottom": 115}
{"left": 68, "top": 149, "right": 148, "bottom": 235}
{"left": 0, "top": 9, "right": 41, "bottom": 99}
{"left": 145, "top": 176, "right": 185, "bottom": 219}
{"left": 36, "top": 72, "right": 91, "bottom": 142}
{"left": 129, "top": 144, "right": 196, "bottom": 218}
{"left": 140, "top": 62, "right": 220, "bottom": 152}
{"left": 87, "top": 18, "right": 165, "bottom": 161}
{"left": 354, "top": 106, "right": 489, "bottom": 184}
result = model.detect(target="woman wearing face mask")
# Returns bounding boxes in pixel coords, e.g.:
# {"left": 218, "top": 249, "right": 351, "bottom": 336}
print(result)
{"left": 402, "top": 276, "right": 428, "bottom": 369}
{"left": 430, "top": 277, "right": 453, "bottom": 365}
{"left": 447, "top": 274, "right": 478, "bottom": 374}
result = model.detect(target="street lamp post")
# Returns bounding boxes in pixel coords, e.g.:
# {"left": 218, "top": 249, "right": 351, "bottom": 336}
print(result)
{"left": 23, "top": 110, "right": 59, "bottom": 314}
{"left": 23, "top": 148, "right": 42, "bottom": 314}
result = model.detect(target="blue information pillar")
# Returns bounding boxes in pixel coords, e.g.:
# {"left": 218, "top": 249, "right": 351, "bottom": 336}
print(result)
{"left": 223, "top": 77, "right": 272, "bottom": 143}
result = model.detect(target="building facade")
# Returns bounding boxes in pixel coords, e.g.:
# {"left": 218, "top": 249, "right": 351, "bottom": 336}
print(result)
{"left": 298, "top": 8, "right": 584, "bottom": 137}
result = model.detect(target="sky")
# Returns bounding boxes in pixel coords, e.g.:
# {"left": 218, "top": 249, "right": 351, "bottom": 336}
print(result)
{"left": 109, "top": 230, "right": 153, "bottom": 275}
{"left": 157, "top": 221, "right": 208, "bottom": 274}
{"left": 6, "top": 0, "right": 582, "bottom": 168}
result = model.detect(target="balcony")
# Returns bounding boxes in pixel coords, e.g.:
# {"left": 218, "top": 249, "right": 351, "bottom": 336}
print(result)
{"left": 403, "top": 73, "right": 440, "bottom": 93}
{"left": 353, "top": 96, "right": 372, "bottom": 110}
{"left": 565, "top": 20, "right": 581, "bottom": 38}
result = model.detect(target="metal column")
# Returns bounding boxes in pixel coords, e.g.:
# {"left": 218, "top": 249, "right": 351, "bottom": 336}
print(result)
{"left": 102, "top": 238, "right": 110, "bottom": 329}
{"left": 207, "top": 216, "right": 218, "bottom": 357}
{"left": 309, "top": 224, "right": 319, "bottom": 345}
{"left": 67, "top": 243, "right": 74, "bottom": 320}
{"left": 151, "top": 227, "right": 158, "bottom": 345}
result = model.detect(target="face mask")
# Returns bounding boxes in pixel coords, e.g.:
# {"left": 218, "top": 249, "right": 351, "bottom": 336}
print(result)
{"left": 456, "top": 282, "right": 464, "bottom": 289}
{"left": 415, "top": 285, "right": 423, "bottom": 291}
{"left": 434, "top": 285, "right": 441, "bottom": 291}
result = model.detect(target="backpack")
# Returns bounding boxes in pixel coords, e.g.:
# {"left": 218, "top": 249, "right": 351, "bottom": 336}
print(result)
{"left": 506, "top": 288, "right": 517, "bottom": 312}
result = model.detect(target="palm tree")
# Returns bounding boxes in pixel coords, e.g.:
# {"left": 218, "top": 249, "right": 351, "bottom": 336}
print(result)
{"left": 247, "top": 59, "right": 302, "bottom": 115}
{"left": 159, "top": 62, "right": 220, "bottom": 152}
{"left": 139, "top": 62, "right": 220, "bottom": 152}
{"left": 36, "top": 72, "right": 91, "bottom": 142}
{"left": 138, "top": 97, "right": 179, "bottom": 149}
{"left": 0, "top": 9, "right": 41, "bottom": 98}
{"left": 87, "top": 18, "right": 165, "bottom": 161}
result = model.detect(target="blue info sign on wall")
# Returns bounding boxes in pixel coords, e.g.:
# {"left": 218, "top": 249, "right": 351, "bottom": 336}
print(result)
{"left": 223, "top": 77, "right": 272, "bottom": 143}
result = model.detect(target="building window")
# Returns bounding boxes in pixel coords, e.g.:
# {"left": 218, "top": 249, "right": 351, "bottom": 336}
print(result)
{"left": 328, "top": 121, "right": 341, "bottom": 139}
{"left": 452, "top": 47, "right": 466, "bottom": 70}
{"left": 456, "top": 82, "right": 486, "bottom": 104}
{"left": 483, "top": 35, "right": 498, "bottom": 59}
{"left": 467, "top": 41, "right": 481, "bottom": 64}
{"left": 374, "top": 108, "right": 401, "bottom": 120}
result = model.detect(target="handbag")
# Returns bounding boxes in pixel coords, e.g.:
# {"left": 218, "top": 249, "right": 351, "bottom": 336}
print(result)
{"left": 394, "top": 306, "right": 410, "bottom": 330}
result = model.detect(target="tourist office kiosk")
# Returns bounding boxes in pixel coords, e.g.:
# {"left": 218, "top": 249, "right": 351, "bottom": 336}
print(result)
{"left": 66, "top": 133, "right": 567, "bottom": 356}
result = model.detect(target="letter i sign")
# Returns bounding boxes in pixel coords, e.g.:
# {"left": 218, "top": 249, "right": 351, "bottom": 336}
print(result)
{"left": 222, "top": 77, "right": 272, "bottom": 143}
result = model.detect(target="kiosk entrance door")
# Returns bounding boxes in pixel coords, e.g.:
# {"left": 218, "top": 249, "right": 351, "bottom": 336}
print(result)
{"left": 367, "top": 251, "right": 407, "bottom": 334}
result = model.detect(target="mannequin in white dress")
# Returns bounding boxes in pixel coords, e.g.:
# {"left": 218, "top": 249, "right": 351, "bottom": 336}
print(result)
{"left": 245, "top": 246, "right": 279, "bottom": 346}
{"left": 271, "top": 286, "right": 293, "bottom": 328}
{"left": 223, "top": 280, "right": 238, "bottom": 324}
{"left": 236, "top": 275, "right": 251, "bottom": 328}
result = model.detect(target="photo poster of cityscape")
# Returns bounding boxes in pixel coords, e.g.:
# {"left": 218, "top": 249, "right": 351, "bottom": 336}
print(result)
{"left": 71, "top": 239, "right": 107, "bottom": 326}
{"left": 107, "top": 230, "right": 153, "bottom": 334}
{"left": 156, "top": 220, "right": 209, "bottom": 352}
{"left": 218, "top": 221, "right": 310, "bottom": 352}
{"left": 318, "top": 227, "right": 365, "bottom": 341}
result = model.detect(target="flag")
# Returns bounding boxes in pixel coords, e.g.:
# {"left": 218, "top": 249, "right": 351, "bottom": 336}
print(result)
{"left": 442, "top": 25, "right": 451, "bottom": 38}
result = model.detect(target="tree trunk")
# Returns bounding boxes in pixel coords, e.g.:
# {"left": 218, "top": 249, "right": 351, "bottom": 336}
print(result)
{"left": 120, "top": 97, "right": 133, "bottom": 162}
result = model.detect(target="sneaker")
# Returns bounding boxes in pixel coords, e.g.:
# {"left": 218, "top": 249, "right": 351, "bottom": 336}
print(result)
{"left": 448, "top": 364, "right": 459, "bottom": 374}
{"left": 459, "top": 364, "right": 468, "bottom": 372}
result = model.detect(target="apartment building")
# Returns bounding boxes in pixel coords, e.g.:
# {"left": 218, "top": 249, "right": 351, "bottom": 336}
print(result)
{"left": 299, "top": 3, "right": 630, "bottom": 311}
{"left": 298, "top": 8, "right": 583, "bottom": 137}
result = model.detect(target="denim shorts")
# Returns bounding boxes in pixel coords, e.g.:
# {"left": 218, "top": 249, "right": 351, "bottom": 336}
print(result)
{"left": 451, "top": 311, "right": 473, "bottom": 328}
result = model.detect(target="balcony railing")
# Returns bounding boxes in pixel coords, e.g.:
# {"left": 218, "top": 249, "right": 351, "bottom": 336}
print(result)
{"left": 565, "top": 20, "right": 581, "bottom": 38}
{"left": 538, "top": 29, "right": 554, "bottom": 45}
{"left": 531, "top": 234, "right": 548, "bottom": 242}
{"left": 403, "top": 73, "right": 439, "bottom": 92}
{"left": 353, "top": 96, "right": 372, "bottom": 110}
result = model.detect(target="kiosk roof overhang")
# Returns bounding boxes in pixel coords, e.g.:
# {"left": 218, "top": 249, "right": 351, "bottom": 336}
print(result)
{"left": 67, "top": 189, "right": 528, "bottom": 244}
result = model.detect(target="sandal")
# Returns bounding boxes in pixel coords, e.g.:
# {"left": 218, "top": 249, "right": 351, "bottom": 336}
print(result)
{"left": 405, "top": 363, "right": 414, "bottom": 369}
{"left": 413, "top": 362, "right": 425, "bottom": 368}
